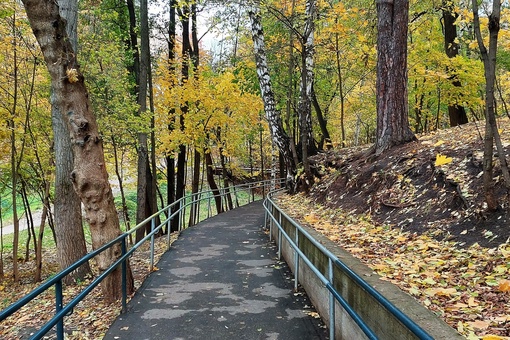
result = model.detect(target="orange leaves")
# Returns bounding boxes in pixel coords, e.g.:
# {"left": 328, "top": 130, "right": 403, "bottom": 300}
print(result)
{"left": 497, "top": 279, "right": 510, "bottom": 292}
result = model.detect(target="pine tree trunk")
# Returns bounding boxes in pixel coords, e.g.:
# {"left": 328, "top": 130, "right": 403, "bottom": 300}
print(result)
{"left": 375, "top": 0, "right": 415, "bottom": 155}
{"left": 21, "top": 0, "right": 134, "bottom": 302}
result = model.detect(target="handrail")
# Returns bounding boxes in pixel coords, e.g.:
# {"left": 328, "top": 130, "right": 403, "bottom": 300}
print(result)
{"left": 0, "top": 178, "right": 285, "bottom": 340}
{"left": 263, "top": 192, "right": 434, "bottom": 340}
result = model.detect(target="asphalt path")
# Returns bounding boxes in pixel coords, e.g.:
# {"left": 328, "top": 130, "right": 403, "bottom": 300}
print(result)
{"left": 1, "top": 210, "right": 42, "bottom": 235}
{"left": 104, "top": 201, "right": 329, "bottom": 340}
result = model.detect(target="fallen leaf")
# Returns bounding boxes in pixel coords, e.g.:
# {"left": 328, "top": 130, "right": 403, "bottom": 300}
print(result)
{"left": 482, "top": 335, "right": 505, "bottom": 340}
{"left": 497, "top": 279, "right": 510, "bottom": 292}
{"left": 467, "top": 320, "right": 490, "bottom": 330}
{"left": 435, "top": 154, "right": 453, "bottom": 166}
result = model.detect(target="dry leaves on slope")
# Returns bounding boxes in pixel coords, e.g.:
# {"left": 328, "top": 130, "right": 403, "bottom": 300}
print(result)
{"left": 277, "top": 193, "right": 510, "bottom": 339}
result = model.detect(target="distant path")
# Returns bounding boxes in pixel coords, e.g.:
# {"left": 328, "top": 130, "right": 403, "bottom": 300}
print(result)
{"left": 104, "top": 201, "right": 328, "bottom": 339}
{"left": 1, "top": 210, "right": 44, "bottom": 235}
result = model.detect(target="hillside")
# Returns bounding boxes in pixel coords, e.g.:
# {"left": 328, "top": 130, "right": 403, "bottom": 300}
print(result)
{"left": 278, "top": 118, "right": 510, "bottom": 338}
{"left": 310, "top": 119, "right": 510, "bottom": 249}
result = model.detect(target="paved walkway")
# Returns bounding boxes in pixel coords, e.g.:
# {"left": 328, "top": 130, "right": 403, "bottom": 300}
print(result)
{"left": 104, "top": 201, "right": 329, "bottom": 340}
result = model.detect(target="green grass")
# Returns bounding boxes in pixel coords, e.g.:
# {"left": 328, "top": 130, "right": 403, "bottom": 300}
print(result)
{"left": 0, "top": 185, "right": 263, "bottom": 256}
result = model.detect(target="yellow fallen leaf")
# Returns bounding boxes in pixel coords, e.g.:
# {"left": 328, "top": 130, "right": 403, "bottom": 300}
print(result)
{"left": 434, "top": 140, "right": 445, "bottom": 147}
{"left": 435, "top": 153, "right": 453, "bottom": 166}
{"left": 500, "top": 247, "right": 510, "bottom": 258}
{"left": 482, "top": 335, "right": 504, "bottom": 340}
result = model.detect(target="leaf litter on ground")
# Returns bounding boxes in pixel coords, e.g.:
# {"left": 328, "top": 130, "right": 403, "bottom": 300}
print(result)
{"left": 281, "top": 118, "right": 510, "bottom": 339}
{"left": 0, "top": 233, "right": 176, "bottom": 339}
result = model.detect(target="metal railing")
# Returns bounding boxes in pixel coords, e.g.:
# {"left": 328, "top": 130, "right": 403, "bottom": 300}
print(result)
{"left": 263, "top": 192, "right": 434, "bottom": 340}
{"left": 0, "top": 178, "right": 284, "bottom": 340}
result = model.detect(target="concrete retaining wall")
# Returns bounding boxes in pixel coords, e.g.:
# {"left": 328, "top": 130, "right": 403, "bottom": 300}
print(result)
{"left": 270, "top": 208, "right": 463, "bottom": 340}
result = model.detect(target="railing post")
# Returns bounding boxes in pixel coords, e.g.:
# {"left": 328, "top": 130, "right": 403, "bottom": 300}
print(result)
{"left": 150, "top": 218, "right": 156, "bottom": 272}
{"left": 180, "top": 199, "right": 185, "bottom": 231}
{"left": 329, "top": 258, "right": 335, "bottom": 340}
{"left": 167, "top": 209, "right": 172, "bottom": 249}
{"left": 277, "top": 211, "right": 282, "bottom": 261}
{"left": 207, "top": 194, "right": 211, "bottom": 218}
{"left": 266, "top": 203, "right": 271, "bottom": 242}
{"left": 197, "top": 192, "right": 201, "bottom": 223}
{"left": 294, "top": 228, "right": 299, "bottom": 292}
{"left": 55, "top": 280, "right": 64, "bottom": 340}
{"left": 121, "top": 237, "right": 128, "bottom": 313}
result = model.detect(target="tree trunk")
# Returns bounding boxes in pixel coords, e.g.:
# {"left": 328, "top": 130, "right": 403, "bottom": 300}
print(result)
{"left": 375, "top": 0, "right": 415, "bottom": 155}
{"left": 175, "top": 4, "right": 192, "bottom": 216}
{"left": 311, "top": 85, "right": 331, "bottom": 150}
{"left": 35, "top": 189, "right": 49, "bottom": 283}
{"left": 472, "top": 0, "right": 505, "bottom": 211}
{"left": 21, "top": 0, "right": 134, "bottom": 302}
{"left": 51, "top": 0, "right": 91, "bottom": 284}
{"left": 9, "top": 11, "right": 20, "bottom": 281}
{"left": 111, "top": 135, "right": 132, "bottom": 244}
{"left": 284, "top": 0, "right": 300, "bottom": 168}
{"left": 248, "top": 2, "right": 296, "bottom": 188}
{"left": 166, "top": 0, "right": 179, "bottom": 233}
{"left": 442, "top": 1, "right": 468, "bottom": 127}
{"left": 297, "top": 0, "right": 318, "bottom": 187}
{"left": 189, "top": 148, "right": 201, "bottom": 226}
{"left": 136, "top": 0, "right": 151, "bottom": 239}
{"left": 205, "top": 151, "right": 223, "bottom": 214}
{"left": 335, "top": 26, "right": 346, "bottom": 145}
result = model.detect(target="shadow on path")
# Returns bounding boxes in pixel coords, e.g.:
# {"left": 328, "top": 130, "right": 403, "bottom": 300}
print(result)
{"left": 104, "top": 201, "right": 328, "bottom": 340}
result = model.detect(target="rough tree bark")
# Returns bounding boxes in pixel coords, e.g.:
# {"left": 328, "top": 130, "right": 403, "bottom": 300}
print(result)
{"left": 375, "top": 0, "right": 415, "bottom": 155}
{"left": 53, "top": 0, "right": 91, "bottom": 284}
{"left": 284, "top": 0, "right": 300, "bottom": 168}
{"left": 248, "top": 1, "right": 296, "bottom": 187}
{"left": 472, "top": 0, "right": 509, "bottom": 211}
{"left": 442, "top": 0, "right": 468, "bottom": 127}
{"left": 135, "top": 0, "right": 150, "bottom": 241}
{"left": 166, "top": 0, "right": 178, "bottom": 232}
{"left": 21, "top": 0, "right": 134, "bottom": 301}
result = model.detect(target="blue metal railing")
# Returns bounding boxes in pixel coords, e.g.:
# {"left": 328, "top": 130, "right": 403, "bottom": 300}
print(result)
{"left": 263, "top": 192, "right": 434, "bottom": 340}
{"left": 0, "top": 178, "right": 284, "bottom": 340}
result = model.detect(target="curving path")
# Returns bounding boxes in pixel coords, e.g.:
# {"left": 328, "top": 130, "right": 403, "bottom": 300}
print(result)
{"left": 104, "top": 201, "right": 329, "bottom": 340}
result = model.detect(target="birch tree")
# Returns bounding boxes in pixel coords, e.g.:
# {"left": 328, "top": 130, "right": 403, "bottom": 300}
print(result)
{"left": 248, "top": 1, "right": 296, "bottom": 186}
{"left": 297, "top": 0, "right": 317, "bottom": 185}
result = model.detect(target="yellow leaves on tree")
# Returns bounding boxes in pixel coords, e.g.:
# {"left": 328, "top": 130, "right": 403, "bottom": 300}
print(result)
{"left": 155, "top": 63, "right": 263, "bottom": 171}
